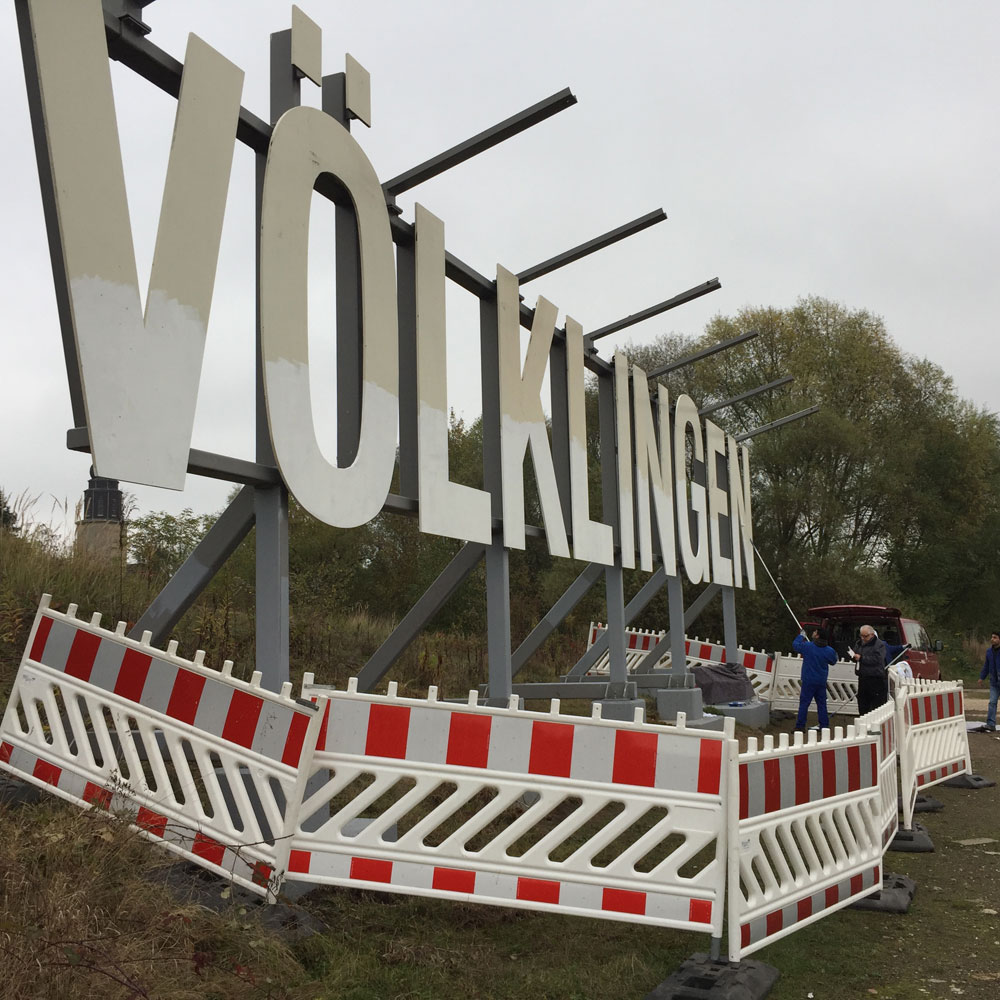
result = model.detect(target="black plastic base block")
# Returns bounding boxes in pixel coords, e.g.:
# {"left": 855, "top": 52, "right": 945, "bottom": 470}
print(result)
{"left": 909, "top": 794, "right": 944, "bottom": 813}
{"left": 644, "top": 953, "right": 779, "bottom": 1000}
{"left": 941, "top": 772, "right": 995, "bottom": 789}
{"left": 849, "top": 872, "right": 917, "bottom": 913}
{"left": 889, "top": 822, "right": 934, "bottom": 853}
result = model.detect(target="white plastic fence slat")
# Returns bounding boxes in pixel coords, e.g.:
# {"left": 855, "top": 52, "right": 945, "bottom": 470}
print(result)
{"left": 856, "top": 698, "right": 898, "bottom": 849}
{"left": 725, "top": 725, "right": 883, "bottom": 961}
{"left": 897, "top": 679, "right": 971, "bottom": 829}
{"left": 0, "top": 596, "right": 325, "bottom": 898}
{"left": 294, "top": 674, "right": 736, "bottom": 937}
{"left": 768, "top": 654, "right": 860, "bottom": 716}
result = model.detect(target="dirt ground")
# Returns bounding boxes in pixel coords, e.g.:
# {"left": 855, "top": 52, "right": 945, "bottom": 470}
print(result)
{"left": 754, "top": 686, "right": 1000, "bottom": 1000}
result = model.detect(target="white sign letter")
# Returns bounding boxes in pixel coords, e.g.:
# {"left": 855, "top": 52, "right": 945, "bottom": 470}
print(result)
{"left": 673, "top": 394, "right": 711, "bottom": 584}
{"left": 27, "top": 0, "right": 243, "bottom": 488}
{"left": 260, "top": 106, "right": 398, "bottom": 528}
{"left": 705, "top": 419, "right": 734, "bottom": 586}
{"left": 414, "top": 204, "right": 492, "bottom": 544}
{"left": 728, "top": 436, "right": 756, "bottom": 589}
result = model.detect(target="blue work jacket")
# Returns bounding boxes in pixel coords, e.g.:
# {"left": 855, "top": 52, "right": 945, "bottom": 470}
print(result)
{"left": 980, "top": 644, "right": 1000, "bottom": 686}
{"left": 793, "top": 633, "right": 837, "bottom": 685}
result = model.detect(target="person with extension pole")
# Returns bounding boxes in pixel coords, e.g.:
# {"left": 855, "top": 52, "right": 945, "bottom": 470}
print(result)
{"left": 977, "top": 631, "right": 1000, "bottom": 733}
{"left": 794, "top": 626, "right": 837, "bottom": 731}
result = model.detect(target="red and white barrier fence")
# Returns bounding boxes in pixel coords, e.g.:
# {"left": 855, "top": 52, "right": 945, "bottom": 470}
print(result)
{"left": 0, "top": 596, "right": 324, "bottom": 898}
{"left": 896, "top": 679, "right": 971, "bottom": 829}
{"left": 586, "top": 624, "right": 774, "bottom": 696}
{"left": 0, "top": 597, "right": 982, "bottom": 963}
{"left": 725, "top": 724, "right": 883, "bottom": 961}
{"left": 293, "top": 674, "right": 735, "bottom": 936}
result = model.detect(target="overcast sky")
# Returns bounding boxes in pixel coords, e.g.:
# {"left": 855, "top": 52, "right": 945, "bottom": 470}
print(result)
{"left": 2, "top": 0, "right": 997, "bottom": 535}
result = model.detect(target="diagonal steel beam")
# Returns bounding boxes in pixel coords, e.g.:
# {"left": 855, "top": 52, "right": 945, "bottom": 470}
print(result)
{"left": 646, "top": 330, "right": 758, "bottom": 379}
{"left": 383, "top": 88, "right": 577, "bottom": 196}
{"left": 516, "top": 209, "right": 666, "bottom": 285}
{"left": 129, "top": 486, "right": 257, "bottom": 645}
{"left": 355, "top": 543, "right": 487, "bottom": 691}
{"left": 698, "top": 376, "right": 794, "bottom": 417}
{"left": 585, "top": 278, "right": 721, "bottom": 345}
{"left": 734, "top": 405, "right": 820, "bottom": 442}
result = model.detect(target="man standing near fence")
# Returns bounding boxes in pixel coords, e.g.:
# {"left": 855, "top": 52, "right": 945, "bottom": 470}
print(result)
{"left": 794, "top": 627, "right": 837, "bottom": 730}
{"left": 977, "top": 631, "right": 1000, "bottom": 733}
{"left": 851, "top": 625, "right": 890, "bottom": 715}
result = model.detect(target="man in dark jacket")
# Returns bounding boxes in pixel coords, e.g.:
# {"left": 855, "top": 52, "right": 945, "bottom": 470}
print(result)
{"left": 977, "top": 631, "right": 1000, "bottom": 733}
{"left": 852, "top": 625, "right": 890, "bottom": 716}
{"left": 794, "top": 627, "right": 837, "bottom": 730}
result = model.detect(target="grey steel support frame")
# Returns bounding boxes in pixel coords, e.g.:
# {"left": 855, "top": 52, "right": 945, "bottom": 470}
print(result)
{"left": 19, "top": 1, "right": 788, "bottom": 706}
{"left": 722, "top": 586, "right": 738, "bottom": 662}
{"left": 355, "top": 543, "right": 487, "bottom": 692}
{"left": 129, "top": 486, "right": 256, "bottom": 646}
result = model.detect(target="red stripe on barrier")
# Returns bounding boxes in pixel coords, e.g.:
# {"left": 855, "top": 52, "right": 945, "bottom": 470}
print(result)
{"left": 824, "top": 885, "right": 838, "bottom": 908}
{"left": 603, "top": 888, "right": 646, "bottom": 915}
{"left": 936, "top": 694, "right": 944, "bottom": 720}
{"left": 793, "top": 753, "right": 810, "bottom": 805}
{"left": 433, "top": 867, "right": 476, "bottom": 893}
{"left": 282, "top": 711, "right": 312, "bottom": 767}
{"left": 628, "top": 634, "right": 638, "bottom": 649}
{"left": 699, "top": 644, "right": 712, "bottom": 660}
{"left": 741, "top": 924, "right": 751, "bottom": 949}
{"left": 517, "top": 877, "right": 560, "bottom": 904}
{"left": 763, "top": 758, "right": 781, "bottom": 814}
{"left": 288, "top": 850, "right": 311, "bottom": 873}
{"left": 874, "top": 864, "right": 880, "bottom": 884}
{"left": 83, "top": 782, "right": 111, "bottom": 809}
{"left": 612, "top": 730, "right": 657, "bottom": 787}
{"left": 446, "top": 712, "right": 491, "bottom": 768}
{"left": 65, "top": 630, "right": 101, "bottom": 682}
{"left": 166, "top": 670, "right": 206, "bottom": 725}
{"left": 252, "top": 862, "right": 274, "bottom": 887}
{"left": 350, "top": 857, "right": 392, "bottom": 883}
{"left": 821, "top": 749, "right": 837, "bottom": 798}
{"left": 528, "top": 721, "right": 574, "bottom": 778}
{"left": 136, "top": 807, "right": 167, "bottom": 838}
{"left": 317, "top": 701, "right": 331, "bottom": 752}
{"left": 33, "top": 758, "right": 61, "bottom": 786}
{"left": 365, "top": 704, "right": 411, "bottom": 759}
{"left": 923, "top": 696, "right": 932, "bottom": 723}
{"left": 765, "top": 910, "right": 782, "bottom": 937}
{"left": 114, "top": 649, "right": 152, "bottom": 703}
{"left": 697, "top": 739, "right": 722, "bottom": 796}
{"left": 222, "top": 689, "right": 264, "bottom": 749}
{"left": 743, "top": 652, "right": 754, "bottom": 668}
{"left": 797, "top": 896, "right": 812, "bottom": 921}
{"left": 870, "top": 742, "right": 878, "bottom": 780}
{"left": 850, "top": 874, "right": 863, "bottom": 896}
{"left": 738, "top": 763, "right": 749, "bottom": 820}
{"left": 29, "top": 615, "right": 53, "bottom": 663}
{"left": 847, "top": 744, "right": 861, "bottom": 792}
{"left": 192, "top": 833, "right": 226, "bottom": 866}
{"left": 0, "top": 742, "right": 12, "bottom": 765}
{"left": 688, "top": 899, "right": 713, "bottom": 924}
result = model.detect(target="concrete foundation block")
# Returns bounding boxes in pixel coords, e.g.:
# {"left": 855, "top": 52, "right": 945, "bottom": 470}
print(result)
{"left": 655, "top": 687, "right": 704, "bottom": 721}
{"left": 598, "top": 698, "right": 647, "bottom": 722}
{"left": 708, "top": 699, "right": 770, "bottom": 729}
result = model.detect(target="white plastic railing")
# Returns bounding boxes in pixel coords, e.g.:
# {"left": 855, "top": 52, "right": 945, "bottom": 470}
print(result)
{"left": 725, "top": 724, "right": 884, "bottom": 961}
{"left": 856, "top": 698, "right": 898, "bottom": 849}
{"left": 767, "top": 652, "right": 861, "bottom": 716}
{"left": 293, "top": 674, "right": 735, "bottom": 936}
{"left": 896, "top": 679, "right": 971, "bottom": 829}
{"left": 0, "top": 596, "right": 324, "bottom": 898}
{"left": 586, "top": 624, "right": 775, "bottom": 696}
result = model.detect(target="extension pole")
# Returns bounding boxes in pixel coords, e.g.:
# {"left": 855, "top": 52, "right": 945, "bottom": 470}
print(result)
{"left": 751, "top": 541, "right": 802, "bottom": 630}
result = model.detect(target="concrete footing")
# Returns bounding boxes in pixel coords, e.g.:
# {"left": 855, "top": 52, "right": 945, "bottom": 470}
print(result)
{"left": 655, "top": 688, "right": 726, "bottom": 730}
{"left": 644, "top": 953, "right": 779, "bottom": 999}
{"left": 598, "top": 698, "right": 647, "bottom": 722}
{"left": 708, "top": 699, "right": 770, "bottom": 729}
{"left": 941, "top": 772, "right": 995, "bottom": 790}
{"left": 889, "top": 823, "right": 934, "bottom": 853}
{"left": 850, "top": 872, "right": 917, "bottom": 913}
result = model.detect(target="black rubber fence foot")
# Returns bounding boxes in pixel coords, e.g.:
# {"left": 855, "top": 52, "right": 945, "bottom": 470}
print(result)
{"left": 849, "top": 873, "right": 917, "bottom": 914}
{"left": 899, "top": 794, "right": 943, "bottom": 813}
{"left": 889, "top": 823, "right": 934, "bottom": 853}
{"left": 644, "top": 953, "right": 779, "bottom": 1000}
{"left": 941, "top": 772, "right": 995, "bottom": 789}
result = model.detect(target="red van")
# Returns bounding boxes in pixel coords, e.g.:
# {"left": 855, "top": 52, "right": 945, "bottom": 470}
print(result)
{"left": 801, "top": 605, "right": 943, "bottom": 681}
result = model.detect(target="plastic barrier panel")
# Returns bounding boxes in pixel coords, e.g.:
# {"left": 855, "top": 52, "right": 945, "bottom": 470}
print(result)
{"left": 0, "top": 596, "right": 324, "bottom": 898}
{"left": 856, "top": 698, "right": 898, "bottom": 848}
{"left": 294, "top": 675, "right": 735, "bottom": 937}
{"left": 586, "top": 624, "right": 774, "bottom": 690}
{"left": 897, "top": 679, "right": 971, "bottom": 829}
{"left": 725, "top": 725, "right": 883, "bottom": 961}
{"left": 768, "top": 653, "right": 860, "bottom": 716}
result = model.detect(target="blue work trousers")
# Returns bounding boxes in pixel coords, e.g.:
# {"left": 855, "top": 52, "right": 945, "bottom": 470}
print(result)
{"left": 796, "top": 677, "right": 829, "bottom": 730}
{"left": 989, "top": 684, "right": 999, "bottom": 729}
